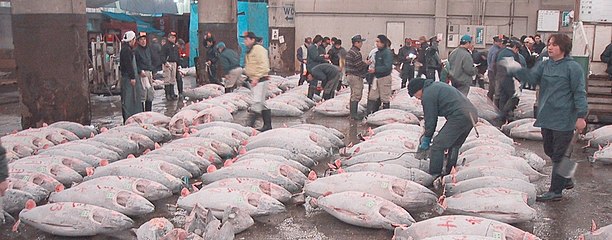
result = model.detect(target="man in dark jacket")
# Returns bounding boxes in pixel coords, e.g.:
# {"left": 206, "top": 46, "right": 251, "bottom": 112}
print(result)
{"left": 204, "top": 37, "right": 219, "bottom": 84}
{"left": 296, "top": 37, "right": 312, "bottom": 85}
{"left": 424, "top": 36, "right": 442, "bottom": 79}
{"left": 519, "top": 37, "right": 537, "bottom": 89}
{"left": 161, "top": 32, "right": 180, "bottom": 100}
{"left": 150, "top": 36, "right": 163, "bottom": 73}
{"left": 134, "top": 33, "right": 155, "bottom": 111}
{"left": 447, "top": 35, "right": 477, "bottom": 95}
{"left": 533, "top": 34, "right": 546, "bottom": 54}
{"left": 366, "top": 35, "right": 393, "bottom": 114}
{"left": 307, "top": 63, "right": 341, "bottom": 100}
{"left": 601, "top": 42, "right": 612, "bottom": 80}
{"left": 495, "top": 40, "right": 524, "bottom": 124}
{"left": 327, "top": 39, "right": 347, "bottom": 92}
{"left": 119, "top": 31, "right": 144, "bottom": 122}
{"left": 345, "top": 35, "right": 370, "bottom": 120}
{"left": 216, "top": 42, "right": 242, "bottom": 93}
{"left": 472, "top": 49, "right": 488, "bottom": 89}
{"left": 398, "top": 38, "right": 418, "bottom": 88}
{"left": 409, "top": 78, "right": 477, "bottom": 177}
{"left": 306, "top": 35, "right": 329, "bottom": 98}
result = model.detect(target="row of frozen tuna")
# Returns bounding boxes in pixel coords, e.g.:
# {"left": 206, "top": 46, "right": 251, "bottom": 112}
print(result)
{"left": 1, "top": 121, "right": 98, "bottom": 162}
{"left": 173, "top": 124, "right": 345, "bottom": 238}
{"left": 8, "top": 122, "right": 175, "bottom": 236}
{"left": 14, "top": 120, "right": 269, "bottom": 237}
{"left": 586, "top": 125, "right": 612, "bottom": 164}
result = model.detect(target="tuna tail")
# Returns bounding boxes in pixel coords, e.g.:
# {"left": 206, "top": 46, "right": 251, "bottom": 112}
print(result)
{"left": 181, "top": 187, "right": 191, "bottom": 197}
{"left": 591, "top": 219, "right": 597, "bottom": 232}
{"left": 12, "top": 219, "right": 20, "bottom": 232}
{"left": 99, "top": 159, "right": 109, "bottom": 166}
{"left": 207, "top": 165, "right": 217, "bottom": 173}
{"left": 90, "top": 132, "right": 95, "bottom": 138}
{"left": 86, "top": 167, "right": 95, "bottom": 176}
{"left": 337, "top": 167, "right": 345, "bottom": 174}
{"left": 154, "top": 142, "right": 161, "bottom": 149}
{"left": 127, "top": 154, "right": 135, "bottom": 159}
{"left": 100, "top": 127, "right": 108, "bottom": 133}
{"left": 224, "top": 159, "right": 234, "bottom": 167}
{"left": 238, "top": 146, "right": 247, "bottom": 155}
{"left": 309, "top": 198, "right": 319, "bottom": 208}
{"left": 308, "top": 171, "right": 318, "bottom": 181}
{"left": 251, "top": 128, "right": 258, "bottom": 136}
{"left": 182, "top": 132, "right": 190, "bottom": 138}
{"left": 42, "top": 122, "right": 48, "bottom": 127}
{"left": 434, "top": 195, "right": 447, "bottom": 214}
{"left": 143, "top": 149, "right": 151, "bottom": 155}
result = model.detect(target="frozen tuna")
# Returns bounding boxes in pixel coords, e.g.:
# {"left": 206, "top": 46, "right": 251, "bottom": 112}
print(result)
{"left": 366, "top": 109, "right": 419, "bottom": 126}
{"left": 177, "top": 187, "right": 285, "bottom": 218}
{"left": 77, "top": 176, "right": 172, "bottom": 201}
{"left": 49, "top": 185, "right": 155, "bottom": 216}
{"left": 201, "top": 178, "right": 292, "bottom": 203}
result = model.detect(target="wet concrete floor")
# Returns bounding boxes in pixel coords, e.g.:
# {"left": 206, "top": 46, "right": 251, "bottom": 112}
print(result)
{"left": 0, "top": 77, "right": 611, "bottom": 239}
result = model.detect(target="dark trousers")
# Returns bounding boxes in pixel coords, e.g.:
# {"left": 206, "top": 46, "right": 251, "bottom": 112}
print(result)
{"left": 401, "top": 65, "right": 414, "bottom": 87}
{"left": 429, "top": 116, "right": 474, "bottom": 175}
{"left": 176, "top": 70, "right": 183, "bottom": 95}
{"left": 298, "top": 63, "right": 307, "bottom": 86}
{"left": 541, "top": 128, "right": 574, "bottom": 194}
{"left": 487, "top": 70, "right": 496, "bottom": 100}
{"left": 425, "top": 68, "right": 437, "bottom": 80}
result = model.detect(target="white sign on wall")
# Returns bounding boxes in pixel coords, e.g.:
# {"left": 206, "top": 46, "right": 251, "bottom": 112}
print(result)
{"left": 580, "top": 0, "right": 612, "bottom": 23}
{"left": 537, "top": 10, "right": 560, "bottom": 32}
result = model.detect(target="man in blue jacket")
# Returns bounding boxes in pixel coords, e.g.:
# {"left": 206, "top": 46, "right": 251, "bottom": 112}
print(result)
{"left": 408, "top": 78, "right": 478, "bottom": 177}
{"left": 508, "top": 33, "right": 588, "bottom": 202}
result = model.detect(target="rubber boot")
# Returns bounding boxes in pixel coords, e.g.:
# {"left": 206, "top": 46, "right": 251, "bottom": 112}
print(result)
{"left": 366, "top": 100, "right": 377, "bottom": 115}
{"left": 444, "top": 147, "right": 460, "bottom": 175}
{"left": 372, "top": 99, "right": 381, "bottom": 112}
{"left": 144, "top": 100, "right": 152, "bottom": 111}
{"left": 164, "top": 85, "right": 173, "bottom": 100}
{"left": 307, "top": 86, "right": 316, "bottom": 100}
{"left": 349, "top": 101, "right": 360, "bottom": 120}
{"left": 169, "top": 84, "right": 178, "bottom": 99}
{"left": 246, "top": 112, "right": 258, "bottom": 128}
{"left": 258, "top": 109, "right": 272, "bottom": 132}
{"left": 382, "top": 102, "right": 390, "bottom": 109}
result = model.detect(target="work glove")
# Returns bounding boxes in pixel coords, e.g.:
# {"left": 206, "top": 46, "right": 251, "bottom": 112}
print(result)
{"left": 418, "top": 136, "right": 432, "bottom": 151}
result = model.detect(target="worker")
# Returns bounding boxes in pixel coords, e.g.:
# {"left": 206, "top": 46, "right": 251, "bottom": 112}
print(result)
{"left": 134, "top": 33, "right": 155, "bottom": 111}
{"left": 119, "top": 31, "right": 144, "bottom": 123}
{"left": 216, "top": 42, "right": 242, "bottom": 93}
{"left": 495, "top": 39, "right": 525, "bottom": 125}
{"left": 306, "top": 35, "right": 329, "bottom": 99}
{"left": 296, "top": 37, "right": 312, "bottom": 86}
{"left": 507, "top": 33, "right": 588, "bottom": 202}
{"left": 447, "top": 34, "right": 477, "bottom": 95}
{"left": 366, "top": 35, "right": 393, "bottom": 114}
{"left": 306, "top": 63, "right": 341, "bottom": 100}
{"left": 242, "top": 31, "right": 272, "bottom": 132}
{"left": 161, "top": 32, "right": 180, "bottom": 100}
{"left": 397, "top": 38, "right": 418, "bottom": 89}
{"left": 345, "top": 34, "right": 370, "bottom": 120}
{"left": 409, "top": 78, "right": 477, "bottom": 178}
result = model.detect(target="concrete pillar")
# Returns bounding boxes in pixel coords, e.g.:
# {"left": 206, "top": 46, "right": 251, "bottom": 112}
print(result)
{"left": 196, "top": 0, "right": 237, "bottom": 85}
{"left": 11, "top": 0, "right": 90, "bottom": 129}
{"left": 434, "top": 0, "right": 448, "bottom": 58}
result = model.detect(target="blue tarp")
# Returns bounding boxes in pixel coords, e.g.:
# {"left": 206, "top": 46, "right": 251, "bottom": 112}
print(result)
{"left": 189, "top": 3, "right": 199, "bottom": 67}
{"left": 102, "top": 11, "right": 163, "bottom": 34}
{"left": 237, "top": 1, "right": 269, "bottom": 66}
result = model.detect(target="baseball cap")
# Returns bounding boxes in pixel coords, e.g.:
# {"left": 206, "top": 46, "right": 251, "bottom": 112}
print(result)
{"left": 351, "top": 35, "right": 366, "bottom": 42}
{"left": 168, "top": 32, "right": 177, "bottom": 37}
{"left": 460, "top": 34, "right": 472, "bottom": 44}
{"left": 137, "top": 32, "right": 147, "bottom": 39}
{"left": 240, "top": 31, "right": 262, "bottom": 41}
{"left": 122, "top": 31, "right": 136, "bottom": 42}
{"left": 408, "top": 78, "right": 426, "bottom": 97}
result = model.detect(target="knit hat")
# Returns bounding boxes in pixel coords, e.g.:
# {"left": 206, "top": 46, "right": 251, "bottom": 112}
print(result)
{"left": 215, "top": 42, "right": 226, "bottom": 50}
{"left": 408, "top": 78, "right": 426, "bottom": 97}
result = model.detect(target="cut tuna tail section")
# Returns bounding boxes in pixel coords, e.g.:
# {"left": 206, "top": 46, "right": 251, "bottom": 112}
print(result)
{"left": 308, "top": 171, "right": 318, "bottom": 181}
{"left": 207, "top": 165, "right": 217, "bottom": 173}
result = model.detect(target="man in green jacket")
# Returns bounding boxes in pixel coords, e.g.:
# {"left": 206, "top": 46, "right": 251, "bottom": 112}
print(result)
{"left": 216, "top": 42, "right": 242, "bottom": 93}
{"left": 307, "top": 63, "right": 341, "bottom": 100}
{"left": 306, "top": 35, "right": 329, "bottom": 99}
{"left": 508, "top": 33, "right": 588, "bottom": 202}
{"left": 408, "top": 78, "right": 478, "bottom": 177}
{"left": 447, "top": 35, "right": 477, "bottom": 95}
{"left": 366, "top": 35, "right": 394, "bottom": 114}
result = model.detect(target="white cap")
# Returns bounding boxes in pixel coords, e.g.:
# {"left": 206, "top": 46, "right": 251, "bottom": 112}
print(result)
{"left": 122, "top": 31, "right": 136, "bottom": 42}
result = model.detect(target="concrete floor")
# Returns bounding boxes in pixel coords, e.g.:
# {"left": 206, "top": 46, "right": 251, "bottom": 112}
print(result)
{"left": 0, "top": 77, "right": 611, "bottom": 240}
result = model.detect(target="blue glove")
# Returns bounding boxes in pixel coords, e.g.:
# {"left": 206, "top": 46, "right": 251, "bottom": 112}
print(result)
{"left": 419, "top": 136, "right": 432, "bottom": 150}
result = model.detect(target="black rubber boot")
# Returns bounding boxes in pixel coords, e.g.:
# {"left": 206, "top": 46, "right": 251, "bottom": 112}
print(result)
{"left": 382, "top": 102, "right": 390, "bottom": 109}
{"left": 366, "top": 100, "right": 377, "bottom": 115}
{"left": 246, "top": 112, "right": 258, "bottom": 128}
{"left": 164, "top": 85, "right": 173, "bottom": 100}
{"left": 307, "top": 86, "right": 316, "bottom": 100}
{"left": 144, "top": 101, "right": 152, "bottom": 111}
{"left": 169, "top": 84, "right": 178, "bottom": 99}
{"left": 372, "top": 99, "right": 381, "bottom": 112}
{"left": 349, "top": 101, "right": 360, "bottom": 120}
{"left": 258, "top": 109, "right": 272, "bottom": 132}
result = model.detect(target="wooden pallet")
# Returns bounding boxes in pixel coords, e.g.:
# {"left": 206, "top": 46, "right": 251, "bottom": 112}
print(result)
{"left": 587, "top": 75, "right": 612, "bottom": 123}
